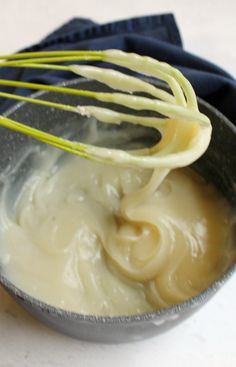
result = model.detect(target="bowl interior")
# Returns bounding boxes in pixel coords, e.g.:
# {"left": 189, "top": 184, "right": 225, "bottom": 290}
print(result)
{"left": 0, "top": 78, "right": 236, "bottom": 325}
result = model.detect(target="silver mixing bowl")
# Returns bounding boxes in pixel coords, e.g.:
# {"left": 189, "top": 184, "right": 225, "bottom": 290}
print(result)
{"left": 0, "top": 79, "right": 235, "bottom": 343}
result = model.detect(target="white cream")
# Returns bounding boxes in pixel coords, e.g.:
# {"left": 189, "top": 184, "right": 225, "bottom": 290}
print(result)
{"left": 0, "top": 148, "right": 233, "bottom": 316}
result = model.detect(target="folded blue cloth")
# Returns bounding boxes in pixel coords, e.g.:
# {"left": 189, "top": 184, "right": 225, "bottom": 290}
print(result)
{"left": 0, "top": 13, "right": 236, "bottom": 125}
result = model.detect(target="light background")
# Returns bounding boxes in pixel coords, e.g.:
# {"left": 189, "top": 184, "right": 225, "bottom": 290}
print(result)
{"left": 0, "top": 1, "right": 236, "bottom": 366}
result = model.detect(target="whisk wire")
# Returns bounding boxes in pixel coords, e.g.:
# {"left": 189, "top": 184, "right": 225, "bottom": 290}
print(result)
{"left": 0, "top": 49, "right": 211, "bottom": 169}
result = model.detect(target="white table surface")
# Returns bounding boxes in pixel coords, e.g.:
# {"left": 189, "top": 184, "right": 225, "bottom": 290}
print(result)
{"left": 0, "top": 1, "right": 236, "bottom": 366}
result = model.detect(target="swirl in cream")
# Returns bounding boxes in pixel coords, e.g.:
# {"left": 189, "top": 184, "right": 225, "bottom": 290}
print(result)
{"left": 0, "top": 141, "right": 233, "bottom": 315}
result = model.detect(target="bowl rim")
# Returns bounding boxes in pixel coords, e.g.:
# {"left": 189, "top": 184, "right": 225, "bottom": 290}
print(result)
{"left": 0, "top": 77, "right": 235, "bottom": 324}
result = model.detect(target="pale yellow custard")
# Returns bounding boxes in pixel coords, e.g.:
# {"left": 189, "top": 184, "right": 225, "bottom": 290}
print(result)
{"left": 0, "top": 148, "right": 233, "bottom": 316}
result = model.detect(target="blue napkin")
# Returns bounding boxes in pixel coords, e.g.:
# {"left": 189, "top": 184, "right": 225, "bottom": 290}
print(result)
{"left": 1, "top": 13, "right": 236, "bottom": 124}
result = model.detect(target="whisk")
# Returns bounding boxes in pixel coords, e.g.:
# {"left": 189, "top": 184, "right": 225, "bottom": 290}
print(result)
{"left": 0, "top": 49, "right": 211, "bottom": 168}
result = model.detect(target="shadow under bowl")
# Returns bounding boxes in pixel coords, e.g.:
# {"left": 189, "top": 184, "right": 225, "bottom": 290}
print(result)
{"left": 0, "top": 79, "right": 235, "bottom": 343}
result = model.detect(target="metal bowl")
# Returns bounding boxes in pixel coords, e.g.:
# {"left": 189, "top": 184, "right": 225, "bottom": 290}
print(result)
{"left": 0, "top": 79, "right": 235, "bottom": 343}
